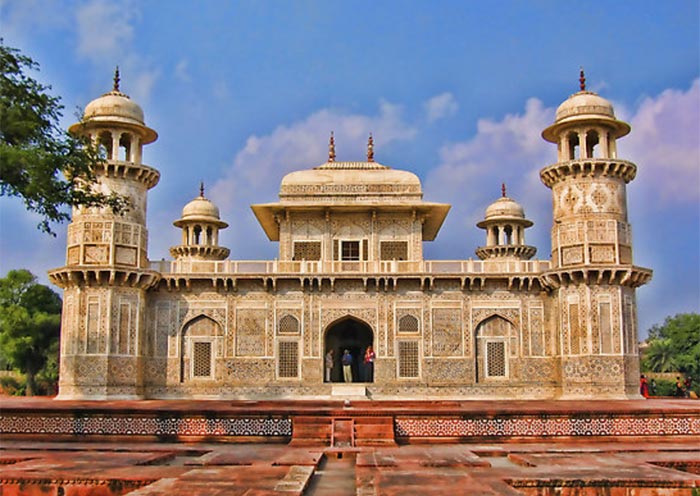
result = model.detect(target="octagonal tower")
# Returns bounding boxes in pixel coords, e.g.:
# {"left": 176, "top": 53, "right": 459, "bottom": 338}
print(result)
{"left": 49, "top": 70, "right": 161, "bottom": 399}
{"left": 540, "top": 71, "right": 652, "bottom": 398}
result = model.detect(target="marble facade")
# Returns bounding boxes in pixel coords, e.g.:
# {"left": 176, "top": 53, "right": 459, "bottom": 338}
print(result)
{"left": 49, "top": 72, "right": 651, "bottom": 400}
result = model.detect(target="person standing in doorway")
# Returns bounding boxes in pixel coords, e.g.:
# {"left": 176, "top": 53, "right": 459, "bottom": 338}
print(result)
{"left": 363, "top": 345, "right": 376, "bottom": 382}
{"left": 325, "top": 349, "right": 334, "bottom": 383}
{"left": 342, "top": 349, "right": 353, "bottom": 382}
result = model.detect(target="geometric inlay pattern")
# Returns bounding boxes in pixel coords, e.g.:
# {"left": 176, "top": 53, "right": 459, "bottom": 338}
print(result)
{"left": 0, "top": 415, "right": 292, "bottom": 437}
{"left": 395, "top": 416, "right": 700, "bottom": 438}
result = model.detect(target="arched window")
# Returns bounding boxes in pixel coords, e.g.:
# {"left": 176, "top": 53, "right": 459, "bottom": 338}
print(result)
{"left": 180, "top": 315, "right": 222, "bottom": 382}
{"left": 206, "top": 226, "right": 213, "bottom": 245}
{"left": 398, "top": 314, "right": 419, "bottom": 333}
{"left": 119, "top": 133, "right": 132, "bottom": 161}
{"left": 98, "top": 131, "right": 112, "bottom": 159}
{"left": 278, "top": 314, "right": 300, "bottom": 335}
{"left": 586, "top": 130, "right": 599, "bottom": 158}
{"left": 193, "top": 225, "right": 202, "bottom": 244}
{"left": 475, "top": 315, "right": 514, "bottom": 382}
{"left": 567, "top": 132, "right": 580, "bottom": 160}
{"left": 504, "top": 225, "right": 513, "bottom": 245}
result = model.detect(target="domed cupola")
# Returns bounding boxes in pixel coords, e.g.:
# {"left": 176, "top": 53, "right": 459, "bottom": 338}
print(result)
{"left": 541, "top": 69, "right": 630, "bottom": 163}
{"left": 170, "top": 184, "right": 230, "bottom": 261}
{"left": 69, "top": 68, "right": 158, "bottom": 167}
{"left": 476, "top": 184, "right": 536, "bottom": 260}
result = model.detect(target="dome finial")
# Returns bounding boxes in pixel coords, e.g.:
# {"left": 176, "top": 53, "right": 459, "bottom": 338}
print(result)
{"left": 328, "top": 131, "right": 336, "bottom": 162}
{"left": 501, "top": 183, "right": 507, "bottom": 198}
{"left": 367, "top": 133, "right": 374, "bottom": 162}
{"left": 199, "top": 181, "right": 205, "bottom": 197}
{"left": 579, "top": 66, "right": 586, "bottom": 92}
{"left": 113, "top": 66, "right": 121, "bottom": 92}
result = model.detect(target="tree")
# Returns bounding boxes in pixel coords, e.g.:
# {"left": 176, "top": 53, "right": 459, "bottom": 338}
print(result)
{"left": 0, "top": 41, "right": 127, "bottom": 235}
{"left": 642, "top": 338, "right": 677, "bottom": 373}
{"left": 0, "top": 269, "right": 61, "bottom": 395}
{"left": 642, "top": 313, "right": 700, "bottom": 385}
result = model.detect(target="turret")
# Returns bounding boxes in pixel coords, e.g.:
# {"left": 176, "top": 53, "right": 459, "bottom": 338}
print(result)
{"left": 540, "top": 70, "right": 652, "bottom": 399}
{"left": 476, "top": 184, "right": 536, "bottom": 260}
{"left": 170, "top": 184, "right": 230, "bottom": 261}
{"left": 49, "top": 69, "right": 160, "bottom": 399}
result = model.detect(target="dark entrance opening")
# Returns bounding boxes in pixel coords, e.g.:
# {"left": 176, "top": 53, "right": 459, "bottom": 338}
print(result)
{"left": 325, "top": 317, "right": 374, "bottom": 383}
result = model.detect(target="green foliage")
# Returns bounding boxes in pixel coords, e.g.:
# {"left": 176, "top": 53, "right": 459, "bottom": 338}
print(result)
{"left": 0, "top": 40, "right": 127, "bottom": 235}
{"left": 0, "top": 374, "right": 25, "bottom": 395}
{"left": 643, "top": 313, "right": 700, "bottom": 387}
{"left": 642, "top": 339, "right": 677, "bottom": 373}
{"left": 0, "top": 269, "right": 61, "bottom": 395}
{"left": 650, "top": 379, "right": 676, "bottom": 397}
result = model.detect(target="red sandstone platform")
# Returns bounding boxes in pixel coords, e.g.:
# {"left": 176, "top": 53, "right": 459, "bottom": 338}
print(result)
{"left": 2, "top": 397, "right": 699, "bottom": 444}
{"left": 1, "top": 439, "right": 699, "bottom": 495}
{"left": 1, "top": 398, "right": 699, "bottom": 494}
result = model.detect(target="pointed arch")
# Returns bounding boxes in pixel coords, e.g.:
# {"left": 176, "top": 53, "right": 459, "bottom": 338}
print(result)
{"left": 474, "top": 315, "right": 515, "bottom": 382}
{"left": 323, "top": 315, "right": 374, "bottom": 383}
{"left": 180, "top": 314, "right": 223, "bottom": 382}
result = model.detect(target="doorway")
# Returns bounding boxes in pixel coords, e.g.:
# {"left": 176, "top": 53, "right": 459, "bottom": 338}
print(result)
{"left": 324, "top": 317, "right": 374, "bottom": 383}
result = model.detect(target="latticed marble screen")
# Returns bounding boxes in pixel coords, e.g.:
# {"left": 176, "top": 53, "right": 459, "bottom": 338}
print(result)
{"left": 486, "top": 341, "right": 506, "bottom": 377}
{"left": 277, "top": 340, "right": 299, "bottom": 378}
{"left": 293, "top": 241, "right": 321, "bottom": 261}
{"left": 192, "top": 341, "right": 212, "bottom": 378}
{"left": 398, "top": 314, "right": 419, "bottom": 333}
{"left": 381, "top": 241, "right": 408, "bottom": 260}
{"left": 398, "top": 340, "right": 419, "bottom": 378}
{"left": 278, "top": 315, "right": 300, "bottom": 335}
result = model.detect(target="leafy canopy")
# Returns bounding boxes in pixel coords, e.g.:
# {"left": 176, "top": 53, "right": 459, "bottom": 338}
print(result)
{"left": 0, "top": 41, "right": 127, "bottom": 234}
{"left": 642, "top": 313, "right": 700, "bottom": 382}
{"left": 0, "top": 269, "right": 62, "bottom": 395}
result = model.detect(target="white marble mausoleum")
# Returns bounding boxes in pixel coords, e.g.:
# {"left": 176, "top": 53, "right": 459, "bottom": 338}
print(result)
{"left": 49, "top": 71, "right": 652, "bottom": 400}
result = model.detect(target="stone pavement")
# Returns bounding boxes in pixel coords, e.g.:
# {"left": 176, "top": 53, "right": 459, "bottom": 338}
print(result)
{"left": 1, "top": 439, "right": 699, "bottom": 495}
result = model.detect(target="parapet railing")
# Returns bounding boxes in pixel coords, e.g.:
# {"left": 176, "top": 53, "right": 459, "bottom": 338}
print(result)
{"left": 149, "top": 259, "right": 551, "bottom": 276}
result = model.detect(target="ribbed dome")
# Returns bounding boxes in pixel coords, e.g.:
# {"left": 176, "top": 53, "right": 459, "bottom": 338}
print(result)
{"left": 71, "top": 88, "right": 158, "bottom": 144}
{"left": 477, "top": 194, "right": 533, "bottom": 230}
{"left": 85, "top": 90, "right": 144, "bottom": 124}
{"left": 484, "top": 196, "right": 525, "bottom": 220}
{"left": 542, "top": 90, "right": 630, "bottom": 143}
{"left": 280, "top": 161, "right": 422, "bottom": 199}
{"left": 555, "top": 91, "right": 615, "bottom": 123}
{"left": 174, "top": 195, "right": 228, "bottom": 228}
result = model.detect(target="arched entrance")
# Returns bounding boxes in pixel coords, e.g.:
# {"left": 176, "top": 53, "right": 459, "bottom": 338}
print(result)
{"left": 324, "top": 317, "right": 374, "bottom": 383}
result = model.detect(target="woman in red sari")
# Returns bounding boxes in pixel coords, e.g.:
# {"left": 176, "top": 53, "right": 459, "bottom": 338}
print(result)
{"left": 639, "top": 374, "right": 650, "bottom": 398}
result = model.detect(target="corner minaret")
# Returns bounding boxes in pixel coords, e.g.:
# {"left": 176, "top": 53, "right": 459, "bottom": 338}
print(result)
{"left": 170, "top": 184, "right": 230, "bottom": 261}
{"left": 540, "top": 71, "right": 652, "bottom": 399}
{"left": 49, "top": 70, "right": 161, "bottom": 399}
{"left": 475, "top": 185, "right": 536, "bottom": 260}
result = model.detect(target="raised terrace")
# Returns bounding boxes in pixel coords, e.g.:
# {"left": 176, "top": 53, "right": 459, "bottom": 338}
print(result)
{"left": 1, "top": 397, "right": 699, "bottom": 494}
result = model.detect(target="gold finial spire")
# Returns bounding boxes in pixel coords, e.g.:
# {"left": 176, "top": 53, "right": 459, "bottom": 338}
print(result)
{"left": 113, "top": 66, "right": 120, "bottom": 92}
{"left": 367, "top": 133, "right": 374, "bottom": 162}
{"left": 328, "top": 131, "right": 336, "bottom": 162}
{"left": 579, "top": 67, "right": 586, "bottom": 91}
{"left": 199, "top": 181, "right": 205, "bottom": 197}
{"left": 501, "top": 183, "right": 507, "bottom": 198}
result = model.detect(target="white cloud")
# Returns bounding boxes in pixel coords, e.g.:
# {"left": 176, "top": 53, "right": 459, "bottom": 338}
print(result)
{"left": 175, "top": 59, "right": 191, "bottom": 83}
{"left": 425, "top": 97, "right": 555, "bottom": 258}
{"left": 0, "top": 0, "right": 70, "bottom": 42}
{"left": 209, "top": 102, "right": 416, "bottom": 253}
{"left": 424, "top": 92, "right": 459, "bottom": 123}
{"left": 128, "top": 67, "right": 159, "bottom": 103}
{"left": 620, "top": 79, "right": 700, "bottom": 204}
{"left": 75, "top": 0, "right": 136, "bottom": 63}
{"left": 74, "top": 0, "right": 160, "bottom": 103}
{"left": 212, "top": 101, "right": 416, "bottom": 205}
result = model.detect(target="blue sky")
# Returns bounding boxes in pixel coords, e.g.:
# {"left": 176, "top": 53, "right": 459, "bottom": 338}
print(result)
{"left": 1, "top": 0, "right": 698, "bottom": 337}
